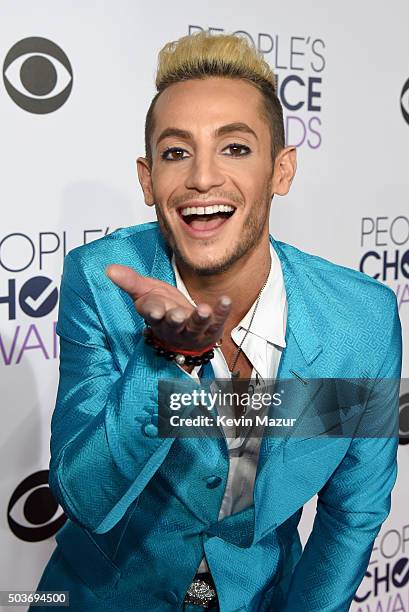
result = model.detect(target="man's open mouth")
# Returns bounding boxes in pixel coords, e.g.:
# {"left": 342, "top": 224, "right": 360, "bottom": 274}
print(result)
{"left": 178, "top": 204, "right": 236, "bottom": 231}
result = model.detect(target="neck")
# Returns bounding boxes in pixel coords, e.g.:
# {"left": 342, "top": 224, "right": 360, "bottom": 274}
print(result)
{"left": 175, "top": 238, "right": 272, "bottom": 330}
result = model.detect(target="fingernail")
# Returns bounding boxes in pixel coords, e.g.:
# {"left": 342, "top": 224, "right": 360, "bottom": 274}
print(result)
{"left": 171, "top": 314, "right": 185, "bottom": 324}
{"left": 197, "top": 307, "right": 210, "bottom": 319}
{"left": 220, "top": 296, "right": 232, "bottom": 307}
{"left": 150, "top": 309, "right": 162, "bottom": 320}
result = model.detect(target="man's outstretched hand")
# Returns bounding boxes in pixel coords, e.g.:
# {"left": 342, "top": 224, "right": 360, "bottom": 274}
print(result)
{"left": 105, "top": 264, "right": 232, "bottom": 351}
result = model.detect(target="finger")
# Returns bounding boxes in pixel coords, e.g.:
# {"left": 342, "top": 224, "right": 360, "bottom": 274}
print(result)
{"left": 204, "top": 295, "right": 232, "bottom": 336}
{"left": 184, "top": 303, "right": 213, "bottom": 335}
{"left": 137, "top": 296, "right": 166, "bottom": 325}
{"left": 164, "top": 307, "right": 188, "bottom": 331}
{"left": 105, "top": 264, "right": 160, "bottom": 301}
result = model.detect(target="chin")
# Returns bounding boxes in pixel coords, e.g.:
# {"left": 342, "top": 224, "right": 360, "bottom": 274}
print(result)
{"left": 176, "top": 248, "right": 240, "bottom": 277}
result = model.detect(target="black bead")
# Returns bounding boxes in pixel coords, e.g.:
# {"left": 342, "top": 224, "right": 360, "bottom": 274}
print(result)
{"left": 165, "top": 352, "right": 176, "bottom": 361}
{"left": 145, "top": 338, "right": 154, "bottom": 346}
{"left": 185, "top": 356, "right": 193, "bottom": 365}
{"left": 202, "top": 357, "right": 210, "bottom": 363}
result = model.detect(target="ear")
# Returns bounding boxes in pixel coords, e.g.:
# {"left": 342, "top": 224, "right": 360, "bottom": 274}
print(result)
{"left": 136, "top": 157, "right": 155, "bottom": 206}
{"left": 271, "top": 146, "right": 297, "bottom": 196}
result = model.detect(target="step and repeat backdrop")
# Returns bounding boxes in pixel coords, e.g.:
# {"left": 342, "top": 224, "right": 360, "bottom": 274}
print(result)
{"left": 0, "top": 1, "right": 408, "bottom": 610}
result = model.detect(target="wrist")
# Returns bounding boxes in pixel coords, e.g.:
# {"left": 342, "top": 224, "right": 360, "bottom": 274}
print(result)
{"left": 143, "top": 325, "right": 217, "bottom": 366}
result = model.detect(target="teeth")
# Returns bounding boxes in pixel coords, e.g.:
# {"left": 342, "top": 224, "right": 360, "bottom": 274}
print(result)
{"left": 180, "top": 204, "right": 235, "bottom": 216}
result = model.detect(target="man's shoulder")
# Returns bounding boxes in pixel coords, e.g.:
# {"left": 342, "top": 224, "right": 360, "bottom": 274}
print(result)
{"left": 67, "top": 221, "right": 160, "bottom": 259}
{"left": 276, "top": 240, "right": 401, "bottom": 377}
{"left": 275, "top": 239, "right": 398, "bottom": 323}
{"left": 65, "top": 221, "right": 162, "bottom": 273}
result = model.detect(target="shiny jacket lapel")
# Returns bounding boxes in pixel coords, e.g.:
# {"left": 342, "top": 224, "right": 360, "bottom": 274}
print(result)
{"left": 256, "top": 236, "right": 325, "bottom": 468}
{"left": 253, "top": 237, "right": 350, "bottom": 540}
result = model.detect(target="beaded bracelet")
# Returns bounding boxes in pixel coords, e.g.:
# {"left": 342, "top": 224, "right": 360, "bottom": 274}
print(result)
{"left": 143, "top": 326, "right": 216, "bottom": 366}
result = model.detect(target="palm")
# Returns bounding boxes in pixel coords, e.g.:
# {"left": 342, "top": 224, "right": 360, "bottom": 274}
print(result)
{"left": 105, "top": 264, "right": 231, "bottom": 350}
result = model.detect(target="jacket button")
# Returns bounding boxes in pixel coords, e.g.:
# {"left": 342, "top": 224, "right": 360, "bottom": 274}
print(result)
{"left": 206, "top": 475, "right": 222, "bottom": 489}
{"left": 142, "top": 423, "right": 158, "bottom": 437}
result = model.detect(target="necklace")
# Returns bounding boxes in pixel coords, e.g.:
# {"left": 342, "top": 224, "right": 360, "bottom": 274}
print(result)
{"left": 228, "top": 264, "right": 271, "bottom": 378}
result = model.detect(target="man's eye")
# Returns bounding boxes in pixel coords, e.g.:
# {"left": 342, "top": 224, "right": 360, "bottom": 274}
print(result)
{"left": 161, "top": 147, "right": 188, "bottom": 161}
{"left": 223, "top": 144, "right": 251, "bottom": 156}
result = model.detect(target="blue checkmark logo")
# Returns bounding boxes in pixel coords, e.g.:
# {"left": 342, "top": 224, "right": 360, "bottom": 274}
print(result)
{"left": 19, "top": 276, "right": 58, "bottom": 318}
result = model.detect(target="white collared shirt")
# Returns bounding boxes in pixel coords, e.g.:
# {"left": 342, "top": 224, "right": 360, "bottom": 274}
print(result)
{"left": 171, "top": 243, "right": 288, "bottom": 572}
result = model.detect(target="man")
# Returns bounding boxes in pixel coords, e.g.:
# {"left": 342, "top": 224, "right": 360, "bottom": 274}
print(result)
{"left": 34, "top": 31, "right": 402, "bottom": 611}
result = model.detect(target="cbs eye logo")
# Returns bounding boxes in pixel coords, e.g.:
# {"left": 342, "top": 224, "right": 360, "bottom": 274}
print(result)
{"left": 399, "top": 392, "right": 409, "bottom": 445}
{"left": 401, "top": 78, "right": 409, "bottom": 126}
{"left": 3, "top": 37, "right": 73, "bottom": 114}
{"left": 7, "top": 470, "right": 66, "bottom": 541}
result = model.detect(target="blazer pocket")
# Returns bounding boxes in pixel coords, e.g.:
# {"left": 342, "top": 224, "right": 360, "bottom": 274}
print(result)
{"left": 55, "top": 520, "right": 121, "bottom": 599}
{"left": 283, "top": 401, "right": 363, "bottom": 462}
{"left": 283, "top": 433, "right": 341, "bottom": 462}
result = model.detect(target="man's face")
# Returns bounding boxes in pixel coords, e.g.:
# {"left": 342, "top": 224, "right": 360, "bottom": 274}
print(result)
{"left": 138, "top": 77, "right": 288, "bottom": 275}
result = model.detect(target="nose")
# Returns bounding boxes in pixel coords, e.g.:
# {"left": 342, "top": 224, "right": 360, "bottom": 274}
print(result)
{"left": 184, "top": 150, "right": 225, "bottom": 193}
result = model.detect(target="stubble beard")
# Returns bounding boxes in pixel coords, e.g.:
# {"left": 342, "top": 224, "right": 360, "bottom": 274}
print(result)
{"left": 155, "top": 187, "right": 271, "bottom": 277}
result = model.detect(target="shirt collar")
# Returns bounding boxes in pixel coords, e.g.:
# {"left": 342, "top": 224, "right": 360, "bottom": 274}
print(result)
{"left": 171, "top": 243, "right": 287, "bottom": 349}
{"left": 237, "top": 243, "right": 287, "bottom": 347}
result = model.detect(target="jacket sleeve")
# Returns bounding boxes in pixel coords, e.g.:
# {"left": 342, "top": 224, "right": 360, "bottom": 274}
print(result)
{"left": 281, "top": 293, "right": 402, "bottom": 612}
{"left": 49, "top": 251, "right": 189, "bottom": 535}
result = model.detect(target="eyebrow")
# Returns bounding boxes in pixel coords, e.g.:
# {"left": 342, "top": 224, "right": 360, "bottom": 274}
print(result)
{"left": 156, "top": 122, "right": 259, "bottom": 146}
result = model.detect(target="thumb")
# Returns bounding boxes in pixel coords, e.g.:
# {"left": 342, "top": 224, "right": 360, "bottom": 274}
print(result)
{"left": 105, "top": 264, "right": 157, "bottom": 301}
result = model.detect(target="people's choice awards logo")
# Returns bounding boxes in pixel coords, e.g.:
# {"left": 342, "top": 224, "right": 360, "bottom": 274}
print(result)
{"left": 359, "top": 216, "right": 409, "bottom": 311}
{"left": 7, "top": 470, "right": 66, "bottom": 541}
{"left": 400, "top": 78, "right": 409, "bottom": 125}
{"left": 0, "top": 227, "right": 116, "bottom": 367}
{"left": 355, "top": 523, "right": 409, "bottom": 607}
{"left": 3, "top": 37, "right": 73, "bottom": 113}
{"left": 188, "top": 25, "right": 325, "bottom": 150}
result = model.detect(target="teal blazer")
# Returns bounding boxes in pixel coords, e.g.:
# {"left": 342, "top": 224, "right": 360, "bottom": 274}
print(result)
{"left": 34, "top": 222, "right": 402, "bottom": 611}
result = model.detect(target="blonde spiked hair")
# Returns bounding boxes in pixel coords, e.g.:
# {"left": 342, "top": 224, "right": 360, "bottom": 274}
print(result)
{"left": 144, "top": 31, "right": 285, "bottom": 167}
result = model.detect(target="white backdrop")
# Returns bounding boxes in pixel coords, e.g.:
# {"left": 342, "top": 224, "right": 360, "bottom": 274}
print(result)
{"left": 0, "top": 2, "right": 408, "bottom": 610}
